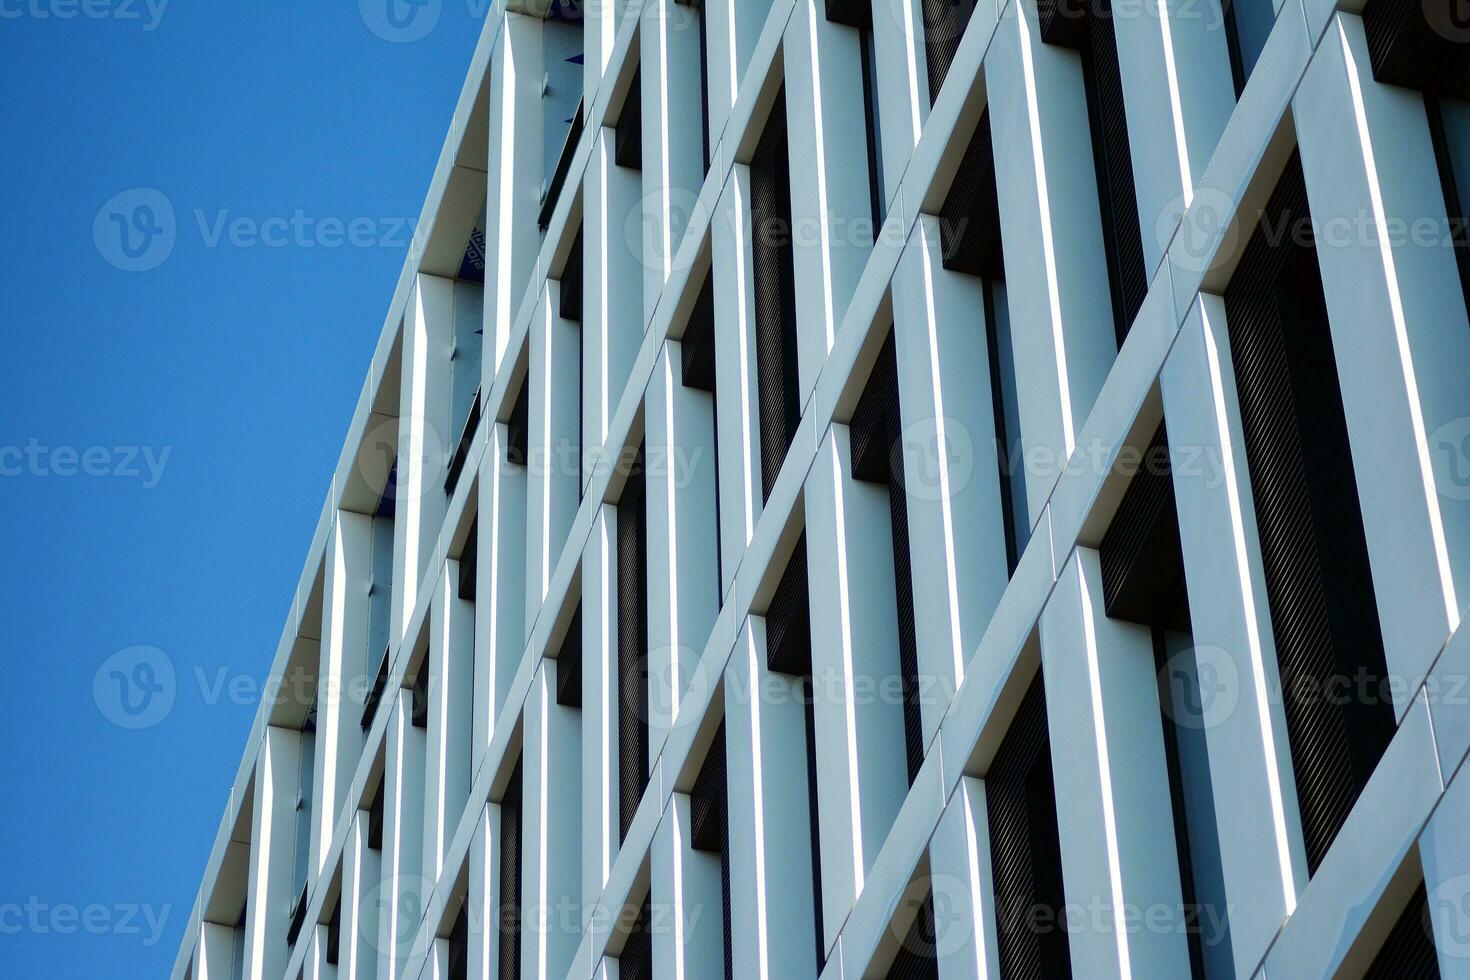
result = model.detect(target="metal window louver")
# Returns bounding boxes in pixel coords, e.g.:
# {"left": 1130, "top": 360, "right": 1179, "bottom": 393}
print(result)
{"left": 556, "top": 604, "right": 583, "bottom": 709}
{"left": 617, "top": 445, "right": 649, "bottom": 843}
{"left": 1223, "top": 152, "right": 1395, "bottom": 876}
{"left": 749, "top": 89, "right": 802, "bottom": 503}
{"left": 922, "top": 0, "right": 978, "bottom": 106}
{"left": 986, "top": 675, "right": 1072, "bottom": 979}
{"left": 498, "top": 759, "right": 523, "bottom": 980}
{"left": 885, "top": 890, "right": 940, "bottom": 980}
{"left": 1363, "top": 883, "right": 1441, "bottom": 979}
{"left": 690, "top": 722, "right": 732, "bottom": 980}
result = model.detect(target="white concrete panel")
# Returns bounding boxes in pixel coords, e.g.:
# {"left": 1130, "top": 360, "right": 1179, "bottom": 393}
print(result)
{"left": 582, "top": 508, "right": 620, "bottom": 914}
{"left": 486, "top": 13, "right": 548, "bottom": 379}
{"left": 317, "top": 514, "right": 374, "bottom": 879}
{"left": 1295, "top": 14, "right": 1470, "bottom": 712}
{"left": 1422, "top": 757, "right": 1470, "bottom": 978}
{"left": 804, "top": 426, "right": 911, "bottom": 939}
{"left": 870, "top": 0, "right": 930, "bottom": 209}
{"left": 241, "top": 729, "right": 304, "bottom": 980}
{"left": 891, "top": 216, "right": 1011, "bottom": 744}
{"left": 640, "top": 0, "right": 708, "bottom": 323}
{"left": 704, "top": 0, "right": 775, "bottom": 146}
{"left": 932, "top": 778, "right": 1001, "bottom": 980}
{"left": 725, "top": 618, "right": 822, "bottom": 977}
{"left": 711, "top": 168, "right": 764, "bottom": 596}
{"left": 785, "top": 0, "right": 876, "bottom": 402}
{"left": 1039, "top": 550, "right": 1192, "bottom": 980}
{"left": 526, "top": 283, "right": 583, "bottom": 631}
{"left": 645, "top": 344, "right": 721, "bottom": 750}
{"left": 194, "top": 922, "right": 237, "bottom": 980}
{"left": 651, "top": 794, "right": 725, "bottom": 980}
{"left": 423, "top": 561, "right": 474, "bottom": 882}
{"left": 1113, "top": 0, "right": 1236, "bottom": 274}
{"left": 985, "top": 0, "right": 1118, "bottom": 526}
{"left": 1161, "top": 296, "right": 1309, "bottom": 975}
{"left": 397, "top": 276, "right": 456, "bottom": 648}
{"left": 467, "top": 807, "right": 498, "bottom": 980}
{"left": 475, "top": 429, "right": 528, "bottom": 777}
{"left": 523, "top": 662, "right": 583, "bottom": 980}
{"left": 584, "top": 128, "right": 647, "bottom": 474}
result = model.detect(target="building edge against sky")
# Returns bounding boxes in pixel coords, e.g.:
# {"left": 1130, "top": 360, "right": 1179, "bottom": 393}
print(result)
{"left": 174, "top": 1, "right": 1470, "bottom": 978}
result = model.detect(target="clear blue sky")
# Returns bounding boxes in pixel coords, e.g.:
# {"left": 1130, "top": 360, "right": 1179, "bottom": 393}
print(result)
{"left": 0, "top": 4, "right": 482, "bottom": 975}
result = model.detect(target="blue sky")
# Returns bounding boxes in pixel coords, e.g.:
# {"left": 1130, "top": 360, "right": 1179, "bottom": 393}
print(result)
{"left": 0, "top": 3, "right": 483, "bottom": 975}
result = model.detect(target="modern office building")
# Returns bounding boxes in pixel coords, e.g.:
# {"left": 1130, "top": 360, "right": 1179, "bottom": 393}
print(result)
{"left": 173, "top": 0, "right": 1470, "bottom": 977}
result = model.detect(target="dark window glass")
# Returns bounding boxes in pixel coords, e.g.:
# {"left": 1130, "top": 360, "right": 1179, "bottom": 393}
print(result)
{"left": 749, "top": 90, "right": 802, "bottom": 501}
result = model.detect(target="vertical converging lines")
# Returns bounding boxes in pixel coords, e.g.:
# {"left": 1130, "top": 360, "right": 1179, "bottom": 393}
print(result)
{"left": 182, "top": 6, "right": 1470, "bottom": 979}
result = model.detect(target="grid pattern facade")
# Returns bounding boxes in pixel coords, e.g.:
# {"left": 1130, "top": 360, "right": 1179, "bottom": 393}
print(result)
{"left": 174, "top": 1, "right": 1470, "bottom": 978}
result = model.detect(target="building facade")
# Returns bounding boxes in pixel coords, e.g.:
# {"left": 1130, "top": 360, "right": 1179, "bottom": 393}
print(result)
{"left": 174, "top": 0, "right": 1470, "bottom": 977}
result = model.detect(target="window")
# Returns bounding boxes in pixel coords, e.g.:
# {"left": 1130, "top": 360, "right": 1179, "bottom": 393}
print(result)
{"left": 325, "top": 896, "right": 340, "bottom": 966}
{"left": 447, "top": 903, "right": 468, "bottom": 980}
{"left": 459, "top": 519, "right": 478, "bottom": 603}
{"left": 1426, "top": 95, "right": 1470, "bottom": 322}
{"left": 750, "top": 90, "right": 802, "bottom": 501}
{"left": 410, "top": 656, "right": 429, "bottom": 730}
{"left": 507, "top": 379, "right": 530, "bottom": 470}
{"left": 1363, "top": 0, "right": 1470, "bottom": 104}
{"left": 615, "top": 69, "right": 643, "bottom": 171}
{"left": 884, "top": 889, "right": 940, "bottom": 980}
{"left": 446, "top": 223, "right": 485, "bottom": 495}
{"left": 680, "top": 275, "right": 724, "bottom": 602}
{"left": 538, "top": 8, "right": 584, "bottom": 230}
{"left": 987, "top": 675, "right": 1070, "bottom": 979}
{"left": 286, "top": 701, "right": 317, "bottom": 947}
{"left": 922, "top": 0, "right": 979, "bottom": 104}
{"left": 362, "top": 467, "right": 396, "bottom": 731}
{"left": 1362, "top": 883, "right": 1440, "bottom": 979}
{"left": 558, "top": 228, "right": 586, "bottom": 499}
{"left": 1098, "top": 425, "right": 1231, "bottom": 979}
{"left": 689, "top": 722, "right": 732, "bottom": 980}
{"left": 557, "top": 604, "right": 583, "bottom": 709}
{"left": 937, "top": 109, "right": 1026, "bottom": 569}
{"left": 619, "top": 895, "right": 654, "bottom": 980}
{"left": 618, "top": 445, "right": 649, "bottom": 842}
{"left": 498, "top": 759, "right": 523, "bottom": 980}
{"left": 367, "top": 779, "right": 385, "bottom": 851}
{"left": 1039, "top": 0, "right": 1147, "bottom": 344}
{"left": 826, "top": 0, "right": 888, "bottom": 227}
{"left": 848, "top": 333, "right": 923, "bottom": 784}
{"left": 1224, "top": 152, "right": 1395, "bottom": 874}
{"left": 231, "top": 904, "right": 247, "bottom": 980}
{"left": 763, "top": 535, "right": 827, "bottom": 973}
{"left": 1222, "top": 0, "right": 1274, "bottom": 97}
